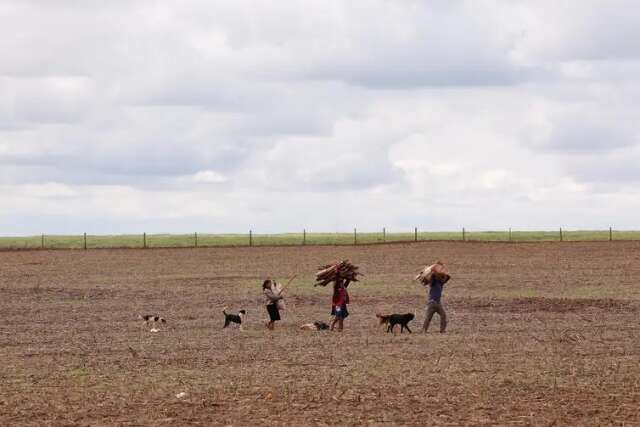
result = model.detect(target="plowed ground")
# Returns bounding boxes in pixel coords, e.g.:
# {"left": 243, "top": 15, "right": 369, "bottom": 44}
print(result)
{"left": 1, "top": 242, "right": 640, "bottom": 425}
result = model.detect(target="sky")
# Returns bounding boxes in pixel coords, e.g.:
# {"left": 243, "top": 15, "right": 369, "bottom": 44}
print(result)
{"left": 1, "top": 0, "right": 639, "bottom": 235}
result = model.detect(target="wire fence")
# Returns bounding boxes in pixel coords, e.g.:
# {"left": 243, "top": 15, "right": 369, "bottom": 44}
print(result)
{"left": 0, "top": 228, "right": 638, "bottom": 250}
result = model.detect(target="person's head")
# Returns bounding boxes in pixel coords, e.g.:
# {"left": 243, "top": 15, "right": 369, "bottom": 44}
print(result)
{"left": 262, "top": 279, "right": 273, "bottom": 290}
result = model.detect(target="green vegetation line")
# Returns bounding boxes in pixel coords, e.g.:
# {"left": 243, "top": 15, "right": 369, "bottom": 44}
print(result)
{"left": 0, "top": 230, "right": 638, "bottom": 249}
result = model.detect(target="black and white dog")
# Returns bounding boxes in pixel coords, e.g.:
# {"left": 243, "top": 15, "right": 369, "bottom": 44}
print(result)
{"left": 223, "top": 307, "right": 246, "bottom": 330}
{"left": 138, "top": 314, "right": 167, "bottom": 324}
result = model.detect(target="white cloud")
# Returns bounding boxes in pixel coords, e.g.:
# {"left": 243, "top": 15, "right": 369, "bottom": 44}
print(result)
{"left": 21, "top": 182, "right": 78, "bottom": 199}
{"left": 1, "top": 0, "right": 640, "bottom": 233}
{"left": 192, "top": 170, "right": 228, "bottom": 184}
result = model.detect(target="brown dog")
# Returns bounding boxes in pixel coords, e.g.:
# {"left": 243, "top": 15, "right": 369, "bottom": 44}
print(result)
{"left": 376, "top": 313, "right": 391, "bottom": 326}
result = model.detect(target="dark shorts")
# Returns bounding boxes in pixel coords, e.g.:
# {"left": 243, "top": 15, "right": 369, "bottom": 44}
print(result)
{"left": 266, "top": 303, "right": 280, "bottom": 322}
{"left": 331, "top": 305, "right": 349, "bottom": 320}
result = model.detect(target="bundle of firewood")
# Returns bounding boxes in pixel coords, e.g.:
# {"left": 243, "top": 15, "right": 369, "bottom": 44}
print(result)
{"left": 314, "top": 260, "right": 361, "bottom": 287}
{"left": 415, "top": 261, "right": 449, "bottom": 286}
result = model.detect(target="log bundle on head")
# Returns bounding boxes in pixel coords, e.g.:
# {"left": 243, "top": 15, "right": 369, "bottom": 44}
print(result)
{"left": 314, "top": 260, "right": 361, "bottom": 287}
{"left": 415, "top": 261, "right": 449, "bottom": 286}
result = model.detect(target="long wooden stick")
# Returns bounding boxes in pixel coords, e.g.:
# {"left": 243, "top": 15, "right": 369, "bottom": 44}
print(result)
{"left": 278, "top": 274, "right": 297, "bottom": 293}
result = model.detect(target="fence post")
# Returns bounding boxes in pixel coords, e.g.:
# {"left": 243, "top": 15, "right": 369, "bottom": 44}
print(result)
{"left": 303, "top": 229, "right": 306, "bottom": 245}
{"left": 509, "top": 228, "right": 512, "bottom": 242}
{"left": 41, "top": 233, "right": 44, "bottom": 249}
{"left": 383, "top": 227, "right": 386, "bottom": 242}
{"left": 462, "top": 227, "right": 466, "bottom": 241}
{"left": 143, "top": 232, "right": 147, "bottom": 248}
{"left": 195, "top": 232, "right": 198, "bottom": 248}
{"left": 354, "top": 228, "right": 357, "bottom": 245}
{"left": 84, "top": 232, "right": 87, "bottom": 250}
{"left": 609, "top": 227, "right": 613, "bottom": 242}
{"left": 559, "top": 227, "right": 563, "bottom": 242}
{"left": 414, "top": 227, "right": 418, "bottom": 242}
{"left": 249, "top": 230, "right": 253, "bottom": 247}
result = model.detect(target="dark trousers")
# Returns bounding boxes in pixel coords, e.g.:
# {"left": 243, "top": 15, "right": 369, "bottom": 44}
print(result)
{"left": 423, "top": 302, "right": 447, "bottom": 333}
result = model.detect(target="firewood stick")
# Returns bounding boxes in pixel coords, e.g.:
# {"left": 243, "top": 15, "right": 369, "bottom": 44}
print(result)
{"left": 279, "top": 274, "right": 297, "bottom": 293}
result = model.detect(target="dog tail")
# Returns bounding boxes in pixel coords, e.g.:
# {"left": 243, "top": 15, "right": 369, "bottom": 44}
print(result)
{"left": 375, "top": 313, "right": 382, "bottom": 318}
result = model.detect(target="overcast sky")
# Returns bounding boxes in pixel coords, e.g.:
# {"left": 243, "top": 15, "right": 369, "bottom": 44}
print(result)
{"left": 1, "top": 0, "right": 639, "bottom": 235}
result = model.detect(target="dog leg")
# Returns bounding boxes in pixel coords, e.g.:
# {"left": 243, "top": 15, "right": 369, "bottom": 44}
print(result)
{"left": 406, "top": 324, "right": 412, "bottom": 333}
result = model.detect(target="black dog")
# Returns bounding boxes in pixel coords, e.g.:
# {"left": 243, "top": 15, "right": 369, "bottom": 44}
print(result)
{"left": 314, "top": 321, "right": 330, "bottom": 330}
{"left": 223, "top": 307, "right": 246, "bottom": 330}
{"left": 386, "top": 313, "right": 415, "bottom": 333}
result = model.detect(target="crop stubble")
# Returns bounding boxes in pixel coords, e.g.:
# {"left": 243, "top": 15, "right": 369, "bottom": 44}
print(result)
{"left": 1, "top": 242, "right": 640, "bottom": 425}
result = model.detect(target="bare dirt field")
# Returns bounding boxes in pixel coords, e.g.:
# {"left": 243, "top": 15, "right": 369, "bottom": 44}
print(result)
{"left": 1, "top": 242, "right": 640, "bottom": 426}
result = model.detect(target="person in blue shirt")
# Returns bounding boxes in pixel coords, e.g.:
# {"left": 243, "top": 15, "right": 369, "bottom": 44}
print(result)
{"left": 423, "top": 272, "right": 450, "bottom": 333}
